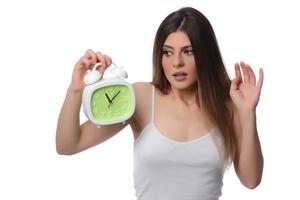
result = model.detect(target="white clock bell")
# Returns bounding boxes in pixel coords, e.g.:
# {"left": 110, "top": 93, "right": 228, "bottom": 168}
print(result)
{"left": 82, "top": 62, "right": 136, "bottom": 127}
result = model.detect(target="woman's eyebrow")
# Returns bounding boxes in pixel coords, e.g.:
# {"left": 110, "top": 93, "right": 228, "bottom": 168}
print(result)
{"left": 163, "top": 45, "right": 192, "bottom": 50}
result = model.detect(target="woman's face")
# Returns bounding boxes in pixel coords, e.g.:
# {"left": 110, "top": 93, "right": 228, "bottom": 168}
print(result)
{"left": 162, "top": 31, "right": 198, "bottom": 91}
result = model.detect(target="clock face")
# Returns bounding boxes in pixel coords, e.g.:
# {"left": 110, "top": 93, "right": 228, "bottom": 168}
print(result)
{"left": 90, "top": 84, "right": 134, "bottom": 122}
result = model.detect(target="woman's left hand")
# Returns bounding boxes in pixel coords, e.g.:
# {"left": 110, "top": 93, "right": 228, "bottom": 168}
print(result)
{"left": 230, "top": 61, "right": 264, "bottom": 115}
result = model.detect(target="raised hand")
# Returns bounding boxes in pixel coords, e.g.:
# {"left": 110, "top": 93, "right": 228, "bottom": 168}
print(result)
{"left": 70, "top": 49, "right": 112, "bottom": 92}
{"left": 229, "top": 61, "right": 264, "bottom": 114}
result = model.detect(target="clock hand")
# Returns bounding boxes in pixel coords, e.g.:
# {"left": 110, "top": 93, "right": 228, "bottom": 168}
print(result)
{"left": 105, "top": 93, "right": 112, "bottom": 103}
{"left": 110, "top": 90, "right": 121, "bottom": 103}
{"left": 105, "top": 93, "right": 112, "bottom": 108}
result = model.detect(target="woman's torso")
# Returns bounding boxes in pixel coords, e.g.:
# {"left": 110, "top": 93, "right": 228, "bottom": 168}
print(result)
{"left": 130, "top": 82, "right": 215, "bottom": 142}
{"left": 130, "top": 82, "right": 225, "bottom": 200}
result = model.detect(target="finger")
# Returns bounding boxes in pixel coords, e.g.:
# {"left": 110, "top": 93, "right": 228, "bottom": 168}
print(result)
{"left": 240, "top": 61, "right": 249, "bottom": 84}
{"left": 95, "top": 51, "right": 107, "bottom": 73}
{"left": 257, "top": 68, "right": 264, "bottom": 91}
{"left": 84, "top": 49, "right": 97, "bottom": 65}
{"left": 84, "top": 49, "right": 93, "bottom": 57}
{"left": 229, "top": 78, "right": 239, "bottom": 98}
{"left": 104, "top": 55, "right": 112, "bottom": 67}
{"left": 234, "top": 63, "right": 242, "bottom": 79}
{"left": 78, "top": 56, "right": 92, "bottom": 70}
{"left": 103, "top": 55, "right": 112, "bottom": 69}
{"left": 230, "top": 79, "right": 238, "bottom": 92}
{"left": 230, "top": 75, "right": 242, "bottom": 92}
{"left": 246, "top": 64, "right": 256, "bottom": 85}
{"left": 84, "top": 49, "right": 94, "bottom": 61}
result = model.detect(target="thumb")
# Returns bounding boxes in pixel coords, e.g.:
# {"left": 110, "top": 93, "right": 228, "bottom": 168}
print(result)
{"left": 230, "top": 77, "right": 241, "bottom": 92}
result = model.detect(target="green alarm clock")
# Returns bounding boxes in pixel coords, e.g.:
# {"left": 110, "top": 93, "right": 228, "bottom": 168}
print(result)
{"left": 82, "top": 62, "right": 135, "bottom": 127}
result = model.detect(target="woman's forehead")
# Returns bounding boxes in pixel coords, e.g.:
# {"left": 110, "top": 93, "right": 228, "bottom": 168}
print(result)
{"left": 163, "top": 31, "right": 191, "bottom": 48}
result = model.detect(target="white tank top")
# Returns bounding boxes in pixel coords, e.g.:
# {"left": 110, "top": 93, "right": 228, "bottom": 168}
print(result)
{"left": 133, "top": 85, "right": 225, "bottom": 200}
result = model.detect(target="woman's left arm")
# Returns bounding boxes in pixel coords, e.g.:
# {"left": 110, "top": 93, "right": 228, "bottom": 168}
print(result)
{"left": 229, "top": 61, "right": 264, "bottom": 189}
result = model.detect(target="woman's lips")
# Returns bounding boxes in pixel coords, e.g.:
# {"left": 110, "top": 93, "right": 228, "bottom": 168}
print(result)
{"left": 173, "top": 72, "right": 188, "bottom": 81}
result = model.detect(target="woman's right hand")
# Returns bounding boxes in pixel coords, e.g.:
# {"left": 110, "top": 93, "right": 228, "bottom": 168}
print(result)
{"left": 69, "top": 49, "right": 112, "bottom": 92}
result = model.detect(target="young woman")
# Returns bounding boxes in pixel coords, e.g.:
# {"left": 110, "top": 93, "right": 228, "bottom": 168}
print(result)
{"left": 56, "top": 7, "right": 264, "bottom": 200}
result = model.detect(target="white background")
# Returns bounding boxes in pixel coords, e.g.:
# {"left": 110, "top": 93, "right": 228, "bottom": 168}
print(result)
{"left": 0, "top": 0, "right": 299, "bottom": 199}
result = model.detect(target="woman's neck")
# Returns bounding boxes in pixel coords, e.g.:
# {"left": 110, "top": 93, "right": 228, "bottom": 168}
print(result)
{"left": 169, "top": 84, "right": 199, "bottom": 106}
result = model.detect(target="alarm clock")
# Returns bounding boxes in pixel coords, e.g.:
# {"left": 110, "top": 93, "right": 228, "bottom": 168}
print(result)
{"left": 82, "top": 62, "right": 135, "bottom": 127}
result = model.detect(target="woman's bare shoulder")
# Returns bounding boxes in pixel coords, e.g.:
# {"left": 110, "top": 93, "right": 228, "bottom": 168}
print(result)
{"left": 132, "top": 81, "right": 153, "bottom": 98}
{"left": 129, "top": 82, "right": 153, "bottom": 135}
{"left": 132, "top": 81, "right": 153, "bottom": 110}
{"left": 132, "top": 81, "right": 152, "bottom": 90}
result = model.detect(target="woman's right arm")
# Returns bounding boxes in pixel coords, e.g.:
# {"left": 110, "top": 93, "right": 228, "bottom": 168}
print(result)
{"left": 56, "top": 49, "right": 128, "bottom": 155}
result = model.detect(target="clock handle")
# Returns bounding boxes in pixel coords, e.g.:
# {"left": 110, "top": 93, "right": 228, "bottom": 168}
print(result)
{"left": 83, "top": 63, "right": 103, "bottom": 85}
{"left": 109, "top": 62, "right": 128, "bottom": 79}
{"left": 84, "top": 61, "right": 127, "bottom": 85}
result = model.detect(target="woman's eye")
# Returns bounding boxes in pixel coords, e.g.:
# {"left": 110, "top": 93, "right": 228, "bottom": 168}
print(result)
{"left": 162, "top": 50, "right": 173, "bottom": 57}
{"left": 184, "top": 49, "right": 194, "bottom": 55}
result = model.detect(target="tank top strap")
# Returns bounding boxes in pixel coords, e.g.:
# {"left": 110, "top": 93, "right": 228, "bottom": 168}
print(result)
{"left": 151, "top": 85, "right": 155, "bottom": 122}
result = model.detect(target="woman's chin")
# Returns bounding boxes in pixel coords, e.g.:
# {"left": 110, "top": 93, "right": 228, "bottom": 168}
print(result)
{"left": 169, "top": 81, "right": 197, "bottom": 91}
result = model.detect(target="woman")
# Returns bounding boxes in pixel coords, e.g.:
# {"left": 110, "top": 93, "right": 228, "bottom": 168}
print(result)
{"left": 56, "top": 7, "right": 264, "bottom": 200}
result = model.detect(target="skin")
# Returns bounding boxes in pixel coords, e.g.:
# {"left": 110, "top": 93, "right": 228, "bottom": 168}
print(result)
{"left": 230, "top": 61, "right": 264, "bottom": 189}
{"left": 162, "top": 31, "right": 198, "bottom": 95}
{"left": 56, "top": 31, "right": 264, "bottom": 190}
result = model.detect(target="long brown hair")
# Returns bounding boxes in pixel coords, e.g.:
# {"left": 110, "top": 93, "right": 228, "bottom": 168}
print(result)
{"left": 152, "top": 7, "right": 235, "bottom": 165}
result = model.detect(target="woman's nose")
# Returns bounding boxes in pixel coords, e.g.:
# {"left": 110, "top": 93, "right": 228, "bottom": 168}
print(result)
{"left": 173, "top": 53, "right": 185, "bottom": 68}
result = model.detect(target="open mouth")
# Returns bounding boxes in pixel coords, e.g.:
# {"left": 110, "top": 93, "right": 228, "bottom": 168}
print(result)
{"left": 173, "top": 71, "right": 188, "bottom": 81}
{"left": 173, "top": 72, "right": 187, "bottom": 76}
